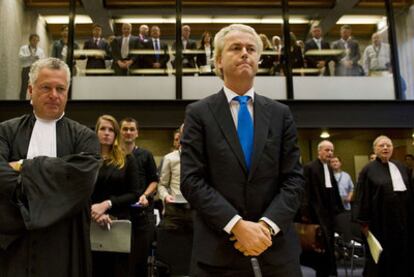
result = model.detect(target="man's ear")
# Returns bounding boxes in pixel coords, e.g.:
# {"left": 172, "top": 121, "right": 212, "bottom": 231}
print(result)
{"left": 27, "top": 84, "right": 33, "bottom": 100}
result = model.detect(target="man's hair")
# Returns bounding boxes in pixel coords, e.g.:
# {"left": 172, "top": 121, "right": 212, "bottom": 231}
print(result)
{"left": 317, "top": 140, "right": 333, "bottom": 151}
{"left": 120, "top": 117, "right": 139, "bottom": 129}
{"left": 61, "top": 25, "right": 69, "bottom": 32}
{"left": 405, "top": 154, "right": 414, "bottom": 160}
{"left": 372, "top": 135, "right": 392, "bottom": 148}
{"left": 29, "top": 57, "right": 71, "bottom": 86}
{"left": 29, "top": 34, "right": 39, "bottom": 41}
{"left": 92, "top": 23, "right": 102, "bottom": 29}
{"left": 213, "top": 24, "right": 263, "bottom": 79}
{"left": 341, "top": 25, "right": 352, "bottom": 31}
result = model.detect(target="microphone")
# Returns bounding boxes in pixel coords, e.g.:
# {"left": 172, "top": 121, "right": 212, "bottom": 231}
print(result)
{"left": 250, "top": 257, "right": 262, "bottom": 277}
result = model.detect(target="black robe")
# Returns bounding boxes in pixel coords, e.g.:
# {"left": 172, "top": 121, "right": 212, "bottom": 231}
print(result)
{"left": 354, "top": 158, "right": 414, "bottom": 277}
{"left": 0, "top": 114, "right": 101, "bottom": 277}
{"left": 297, "top": 159, "right": 344, "bottom": 276}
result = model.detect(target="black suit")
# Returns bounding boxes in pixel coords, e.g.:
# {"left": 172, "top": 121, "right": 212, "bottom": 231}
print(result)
{"left": 143, "top": 38, "right": 169, "bottom": 69}
{"left": 181, "top": 90, "right": 304, "bottom": 275}
{"left": 304, "top": 38, "right": 331, "bottom": 76}
{"left": 110, "top": 35, "right": 141, "bottom": 75}
{"left": 83, "top": 37, "right": 111, "bottom": 69}
{"left": 298, "top": 159, "right": 344, "bottom": 277}
{"left": 172, "top": 39, "right": 197, "bottom": 68}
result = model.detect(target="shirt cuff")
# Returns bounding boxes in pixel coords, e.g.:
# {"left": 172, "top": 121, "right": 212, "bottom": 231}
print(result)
{"left": 223, "top": 215, "right": 242, "bottom": 234}
{"left": 260, "top": 217, "right": 280, "bottom": 236}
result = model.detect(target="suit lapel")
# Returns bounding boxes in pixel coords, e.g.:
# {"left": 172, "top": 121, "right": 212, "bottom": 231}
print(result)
{"left": 208, "top": 90, "right": 248, "bottom": 174}
{"left": 248, "top": 94, "right": 270, "bottom": 180}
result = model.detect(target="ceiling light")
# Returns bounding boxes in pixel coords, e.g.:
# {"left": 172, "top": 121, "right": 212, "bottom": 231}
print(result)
{"left": 320, "top": 130, "right": 330, "bottom": 139}
{"left": 337, "top": 15, "right": 384, "bottom": 25}
{"left": 42, "top": 15, "right": 93, "bottom": 24}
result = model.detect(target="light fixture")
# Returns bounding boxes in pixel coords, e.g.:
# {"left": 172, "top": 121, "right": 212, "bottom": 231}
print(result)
{"left": 337, "top": 15, "right": 384, "bottom": 25}
{"left": 320, "top": 130, "right": 330, "bottom": 139}
{"left": 42, "top": 15, "right": 93, "bottom": 24}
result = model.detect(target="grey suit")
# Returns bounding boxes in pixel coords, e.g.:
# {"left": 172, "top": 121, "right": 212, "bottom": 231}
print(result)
{"left": 181, "top": 89, "right": 304, "bottom": 276}
{"left": 332, "top": 38, "right": 362, "bottom": 76}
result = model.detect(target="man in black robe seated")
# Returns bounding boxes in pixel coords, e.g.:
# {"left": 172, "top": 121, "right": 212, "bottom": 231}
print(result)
{"left": 0, "top": 57, "right": 101, "bottom": 277}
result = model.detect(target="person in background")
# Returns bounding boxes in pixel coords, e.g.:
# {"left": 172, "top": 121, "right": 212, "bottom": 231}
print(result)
{"left": 362, "top": 32, "right": 391, "bottom": 76}
{"left": 172, "top": 25, "right": 197, "bottom": 69}
{"left": 258, "top": 33, "right": 274, "bottom": 73}
{"left": 196, "top": 31, "right": 214, "bottom": 74}
{"left": 138, "top": 24, "right": 149, "bottom": 44}
{"left": 298, "top": 140, "right": 344, "bottom": 277}
{"left": 280, "top": 32, "right": 304, "bottom": 75}
{"left": 332, "top": 25, "right": 362, "bottom": 76}
{"left": 83, "top": 24, "right": 112, "bottom": 71}
{"left": 91, "top": 115, "right": 140, "bottom": 277}
{"left": 304, "top": 25, "right": 331, "bottom": 76}
{"left": 143, "top": 25, "right": 169, "bottom": 70}
{"left": 354, "top": 135, "right": 414, "bottom": 277}
{"left": 19, "top": 34, "right": 45, "bottom": 100}
{"left": 51, "top": 25, "right": 79, "bottom": 63}
{"left": 330, "top": 156, "right": 354, "bottom": 211}
{"left": 119, "top": 117, "right": 159, "bottom": 276}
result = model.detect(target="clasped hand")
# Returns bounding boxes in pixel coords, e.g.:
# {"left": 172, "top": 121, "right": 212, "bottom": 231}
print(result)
{"left": 230, "top": 220, "right": 272, "bottom": 257}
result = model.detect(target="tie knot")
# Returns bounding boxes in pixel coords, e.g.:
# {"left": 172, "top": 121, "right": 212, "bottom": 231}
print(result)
{"left": 234, "top": 95, "right": 250, "bottom": 105}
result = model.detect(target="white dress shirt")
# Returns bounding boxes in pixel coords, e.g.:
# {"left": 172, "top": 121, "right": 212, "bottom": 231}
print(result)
{"left": 19, "top": 45, "right": 45, "bottom": 68}
{"left": 363, "top": 42, "right": 391, "bottom": 74}
{"left": 222, "top": 86, "right": 280, "bottom": 236}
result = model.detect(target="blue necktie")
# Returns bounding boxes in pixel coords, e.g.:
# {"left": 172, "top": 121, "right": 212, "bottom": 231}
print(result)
{"left": 234, "top": 96, "right": 254, "bottom": 169}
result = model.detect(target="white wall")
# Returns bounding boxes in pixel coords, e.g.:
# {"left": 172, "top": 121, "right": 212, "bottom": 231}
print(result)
{"left": 0, "top": 0, "right": 49, "bottom": 99}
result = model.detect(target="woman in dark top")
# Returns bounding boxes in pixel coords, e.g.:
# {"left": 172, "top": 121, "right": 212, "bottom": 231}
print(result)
{"left": 91, "top": 114, "right": 140, "bottom": 277}
{"left": 258, "top": 33, "right": 274, "bottom": 73}
{"left": 280, "top": 32, "right": 305, "bottom": 75}
{"left": 196, "top": 31, "right": 214, "bottom": 74}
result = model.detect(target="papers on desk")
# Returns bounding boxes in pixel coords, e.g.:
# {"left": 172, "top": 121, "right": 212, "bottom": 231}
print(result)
{"left": 90, "top": 220, "right": 131, "bottom": 253}
{"left": 366, "top": 231, "right": 383, "bottom": 264}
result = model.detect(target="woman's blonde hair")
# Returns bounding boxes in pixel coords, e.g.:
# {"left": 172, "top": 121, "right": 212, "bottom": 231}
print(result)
{"left": 95, "top": 114, "right": 125, "bottom": 169}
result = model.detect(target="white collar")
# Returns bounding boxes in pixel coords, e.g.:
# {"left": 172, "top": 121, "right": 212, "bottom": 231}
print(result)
{"left": 223, "top": 86, "right": 255, "bottom": 104}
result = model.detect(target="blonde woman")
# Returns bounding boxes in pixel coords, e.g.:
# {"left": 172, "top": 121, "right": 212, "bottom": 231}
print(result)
{"left": 91, "top": 115, "right": 140, "bottom": 277}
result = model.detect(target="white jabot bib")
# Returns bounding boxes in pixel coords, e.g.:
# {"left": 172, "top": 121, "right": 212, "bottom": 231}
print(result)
{"left": 323, "top": 163, "right": 333, "bottom": 188}
{"left": 388, "top": 162, "right": 407, "bottom": 191}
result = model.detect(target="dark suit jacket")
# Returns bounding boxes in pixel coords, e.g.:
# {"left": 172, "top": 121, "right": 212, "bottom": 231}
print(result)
{"left": 172, "top": 39, "right": 197, "bottom": 68}
{"left": 181, "top": 90, "right": 304, "bottom": 269}
{"left": 196, "top": 46, "right": 214, "bottom": 68}
{"left": 331, "top": 38, "right": 362, "bottom": 76}
{"left": 51, "top": 39, "right": 79, "bottom": 61}
{"left": 110, "top": 35, "right": 141, "bottom": 75}
{"left": 83, "top": 37, "right": 111, "bottom": 69}
{"left": 143, "top": 38, "right": 169, "bottom": 69}
{"left": 304, "top": 38, "right": 331, "bottom": 75}
{"left": 298, "top": 159, "right": 344, "bottom": 275}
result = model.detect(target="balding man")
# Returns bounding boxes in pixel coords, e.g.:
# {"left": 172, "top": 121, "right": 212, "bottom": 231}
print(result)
{"left": 297, "top": 140, "right": 343, "bottom": 277}
{"left": 111, "top": 23, "right": 140, "bottom": 75}
{"left": 362, "top": 32, "right": 391, "bottom": 76}
{"left": 172, "top": 25, "right": 197, "bottom": 69}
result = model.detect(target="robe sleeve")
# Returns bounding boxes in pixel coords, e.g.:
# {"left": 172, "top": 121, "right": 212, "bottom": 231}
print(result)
{"left": 353, "top": 166, "right": 371, "bottom": 225}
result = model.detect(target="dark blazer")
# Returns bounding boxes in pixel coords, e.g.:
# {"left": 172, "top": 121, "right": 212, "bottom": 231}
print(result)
{"left": 110, "top": 35, "right": 141, "bottom": 75}
{"left": 143, "top": 38, "right": 169, "bottom": 69}
{"left": 51, "top": 39, "right": 79, "bottom": 61}
{"left": 172, "top": 39, "right": 197, "bottom": 68}
{"left": 331, "top": 38, "right": 362, "bottom": 76}
{"left": 196, "top": 45, "right": 214, "bottom": 68}
{"left": 298, "top": 159, "right": 344, "bottom": 275}
{"left": 83, "top": 37, "right": 111, "bottom": 69}
{"left": 304, "top": 38, "right": 331, "bottom": 75}
{"left": 181, "top": 90, "right": 304, "bottom": 270}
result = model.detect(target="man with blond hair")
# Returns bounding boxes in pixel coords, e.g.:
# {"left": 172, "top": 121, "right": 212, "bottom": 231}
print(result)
{"left": 181, "top": 24, "right": 304, "bottom": 276}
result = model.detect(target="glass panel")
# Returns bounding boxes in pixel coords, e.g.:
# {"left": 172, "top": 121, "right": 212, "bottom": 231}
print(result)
{"left": 290, "top": 0, "right": 396, "bottom": 100}
{"left": 181, "top": 1, "right": 287, "bottom": 100}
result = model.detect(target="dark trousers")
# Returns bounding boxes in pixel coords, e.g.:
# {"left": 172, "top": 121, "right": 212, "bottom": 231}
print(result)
{"left": 20, "top": 67, "right": 30, "bottom": 100}
{"left": 130, "top": 210, "right": 156, "bottom": 277}
{"left": 194, "top": 257, "right": 302, "bottom": 277}
{"left": 159, "top": 204, "right": 193, "bottom": 231}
